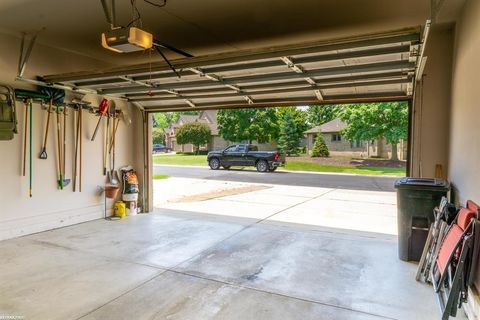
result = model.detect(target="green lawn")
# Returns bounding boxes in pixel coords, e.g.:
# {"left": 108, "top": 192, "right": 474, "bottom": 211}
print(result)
{"left": 153, "top": 174, "right": 170, "bottom": 180}
{"left": 153, "top": 154, "right": 405, "bottom": 176}
{"left": 282, "top": 161, "right": 405, "bottom": 176}
{"left": 153, "top": 154, "right": 206, "bottom": 166}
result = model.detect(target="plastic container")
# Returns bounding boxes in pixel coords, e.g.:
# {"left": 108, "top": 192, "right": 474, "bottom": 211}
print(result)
{"left": 114, "top": 201, "right": 126, "bottom": 218}
{"left": 126, "top": 201, "right": 137, "bottom": 216}
{"left": 394, "top": 178, "right": 450, "bottom": 261}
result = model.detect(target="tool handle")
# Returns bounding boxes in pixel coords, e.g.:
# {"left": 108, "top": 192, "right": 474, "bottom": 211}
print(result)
{"left": 42, "top": 100, "right": 53, "bottom": 149}
{"left": 29, "top": 100, "right": 33, "bottom": 197}
{"left": 91, "top": 116, "right": 103, "bottom": 141}
{"left": 22, "top": 102, "right": 28, "bottom": 176}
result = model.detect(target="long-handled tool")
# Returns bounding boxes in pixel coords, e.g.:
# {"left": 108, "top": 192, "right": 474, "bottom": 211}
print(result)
{"left": 39, "top": 99, "right": 53, "bottom": 159}
{"left": 91, "top": 98, "right": 109, "bottom": 141}
{"left": 79, "top": 106, "right": 83, "bottom": 192}
{"left": 22, "top": 100, "right": 28, "bottom": 176}
{"left": 28, "top": 98, "right": 33, "bottom": 197}
{"left": 103, "top": 104, "right": 109, "bottom": 176}
{"left": 61, "top": 106, "right": 71, "bottom": 188}
{"left": 107, "top": 102, "right": 119, "bottom": 185}
{"left": 55, "top": 106, "right": 62, "bottom": 189}
{"left": 15, "top": 89, "right": 49, "bottom": 195}
{"left": 55, "top": 106, "right": 70, "bottom": 189}
{"left": 73, "top": 106, "right": 80, "bottom": 191}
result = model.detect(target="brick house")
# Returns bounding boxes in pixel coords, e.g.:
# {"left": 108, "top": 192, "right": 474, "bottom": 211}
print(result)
{"left": 304, "top": 118, "right": 407, "bottom": 160}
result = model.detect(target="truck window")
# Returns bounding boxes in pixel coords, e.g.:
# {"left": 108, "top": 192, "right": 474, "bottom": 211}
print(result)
{"left": 224, "top": 145, "right": 237, "bottom": 153}
{"left": 237, "top": 145, "right": 247, "bottom": 152}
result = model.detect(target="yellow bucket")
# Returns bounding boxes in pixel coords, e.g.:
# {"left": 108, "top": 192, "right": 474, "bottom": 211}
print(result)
{"left": 114, "top": 201, "right": 126, "bottom": 218}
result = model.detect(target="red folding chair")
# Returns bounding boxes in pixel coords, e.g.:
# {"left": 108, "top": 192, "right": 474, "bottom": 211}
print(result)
{"left": 431, "top": 207, "right": 477, "bottom": 319}
{"left": 466, "top": 200, "right": 480, "bottom": 286}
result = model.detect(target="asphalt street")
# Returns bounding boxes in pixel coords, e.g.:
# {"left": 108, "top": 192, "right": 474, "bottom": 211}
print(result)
{"left": 154, "top": 165, "right": 399, "bottom": 192}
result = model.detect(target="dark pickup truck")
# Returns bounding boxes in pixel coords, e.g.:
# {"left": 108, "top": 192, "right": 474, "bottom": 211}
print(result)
{"left": 207, "top": 144, "right": 286, "bottom": 172}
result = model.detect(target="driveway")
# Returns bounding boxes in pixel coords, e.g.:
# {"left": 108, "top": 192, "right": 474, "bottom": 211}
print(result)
{"left": 154, "top": 165, "right": 399, "bottom": 235}
{"left": 154, "top": 165, "right": 397, "bottom": 191}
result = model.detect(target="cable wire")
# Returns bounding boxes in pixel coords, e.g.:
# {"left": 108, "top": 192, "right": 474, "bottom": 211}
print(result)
{"left": 144, "top": 0, "right": 167, "bottom": 8}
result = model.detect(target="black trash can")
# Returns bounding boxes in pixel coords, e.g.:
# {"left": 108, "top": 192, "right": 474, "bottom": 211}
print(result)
{"left": 394, "top": 178, "right": 450, "bottom": 261}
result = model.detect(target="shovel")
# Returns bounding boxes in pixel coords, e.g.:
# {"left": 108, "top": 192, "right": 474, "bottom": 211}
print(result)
{"left": 39, "top": 99, "right": 53, "bottom": 159}
{"left": 107, "top": 103, "right": 119, "bottom": 185}
{"left": 61, "top": 106, "right": 71, "bottom": 188}
{"left": 55, "top": 106, "right": 70, "bottom": 189}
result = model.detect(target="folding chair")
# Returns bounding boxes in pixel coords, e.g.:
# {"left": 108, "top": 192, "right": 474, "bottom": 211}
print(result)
{"left": 416, "top": 197, "right": 455, "bottom": 283}
{"left": 431, "top": 207, "right": 477, "bottom": 319}
{"left": 466, "top": 200, "right": 480, "bottom": 286}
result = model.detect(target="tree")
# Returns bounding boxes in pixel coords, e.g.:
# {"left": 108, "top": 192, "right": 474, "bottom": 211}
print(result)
{"left": 307, "top": 105, "right": 339, "bottom": 125}
{"left": 217, "top": 108, "right": 279, "bottom": 143}
{"left": 276, "top": 107, "right": 309, "bottom": 139}
{"left": 152, "top": 128, "right": 164, "bottom": 144}
{"left": 153, "top": 111, "right": 200, "bottom": 129}
{"left": 337, "top": 102, "right": 408, "bottom": 160}
{"left": 175, "top": 121, "right": 211, "bottom": 154}
{"left": 278, "top": 112, "right": 300, "bottom": 156}
{"left": 311, "top": 134, "right": 329, "bottom": 157}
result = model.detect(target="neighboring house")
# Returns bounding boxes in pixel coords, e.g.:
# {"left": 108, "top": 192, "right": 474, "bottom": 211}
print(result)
{"left": 304, "top": 118, "right": 407, "bottom": 160}
{"left": 163, "top": 110, "right": 276, "bottom": 152}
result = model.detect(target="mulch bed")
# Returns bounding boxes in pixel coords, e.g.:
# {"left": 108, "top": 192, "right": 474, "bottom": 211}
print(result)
{"left": 286, "top": 156, "right": 406, "bottom": 168}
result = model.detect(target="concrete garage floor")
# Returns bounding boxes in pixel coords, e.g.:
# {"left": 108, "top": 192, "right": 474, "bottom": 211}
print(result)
{"left": 1, "top": 210, "right": 444, "bottom": 320}
{"left": 1, "top": 173, "right": 464, "bottom": 320}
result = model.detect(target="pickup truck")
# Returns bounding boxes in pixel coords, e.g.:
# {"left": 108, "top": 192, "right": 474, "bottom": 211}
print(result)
{"left": 207, "top": 144, "right": 286, "bottom": 172}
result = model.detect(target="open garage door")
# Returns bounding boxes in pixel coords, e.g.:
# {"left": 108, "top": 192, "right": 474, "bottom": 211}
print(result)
{"left": 42, "top": 28, "right": 420, "bottom": 112}
{"left": 42, "top": 28, "right": 422, "bottom": 211}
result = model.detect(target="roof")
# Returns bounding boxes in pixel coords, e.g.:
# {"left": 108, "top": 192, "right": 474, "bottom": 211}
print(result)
{"left": 305, "top": 118, "right": 347, "bottom": 134}
{"left": 178, "top": 115, "right": 200, "bottom": 124}
{"left": 199, "top": 110, "right": 219, "bottom": 135}
{"left": 167, "top": 110, "right": 220, "bottom": 135}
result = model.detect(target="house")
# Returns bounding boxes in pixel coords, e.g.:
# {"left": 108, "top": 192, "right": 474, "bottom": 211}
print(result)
{"left": 304, "top": 118, "right": 407, "bottom": 160}
{"left": 163, "top": 110, "right": 276, "bottom": 152}
{"left": 163, "top": 110, "right": 218, "bottom": 152}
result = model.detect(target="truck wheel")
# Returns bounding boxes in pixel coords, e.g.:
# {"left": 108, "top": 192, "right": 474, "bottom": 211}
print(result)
{"left": 223, "top": 166, "right": 231, "bottom": 170}
{"left": 209, "top": 158, "right": 220, "bottom": 170}
{"left": 256, "top": 160, "right": 268, "bottom": 172}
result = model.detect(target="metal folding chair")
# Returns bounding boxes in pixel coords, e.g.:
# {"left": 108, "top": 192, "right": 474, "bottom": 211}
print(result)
{"left": 430, "top": 207, "right": 477, "bottom": 319}
{"left": 416, "top": 197, "right": 453, "bottom": 283}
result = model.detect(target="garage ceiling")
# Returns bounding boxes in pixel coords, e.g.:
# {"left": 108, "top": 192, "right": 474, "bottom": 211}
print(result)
{"left": 43, "top": 28, "right": 420, "bottom": 111}
{"left": 0, "top": 0, "right": 429, "bottom": 64}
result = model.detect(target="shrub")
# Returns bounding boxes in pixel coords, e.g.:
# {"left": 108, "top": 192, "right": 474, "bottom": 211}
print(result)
{"left": 311, "top": 134, "right": 329, "bottom": 157}
{"left": 176, "top": 122, "right": 211, "bottom": 154}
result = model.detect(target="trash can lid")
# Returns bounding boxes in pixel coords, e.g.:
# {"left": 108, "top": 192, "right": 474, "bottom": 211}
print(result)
{"left": 394, "top": 177, "right": 450, "bottom": 189}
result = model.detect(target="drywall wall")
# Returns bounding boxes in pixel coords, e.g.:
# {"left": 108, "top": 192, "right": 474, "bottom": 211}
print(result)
{"left": 410, "top": 25, "right": 453, "bottom": 178}
{"left": 447, "top": 1, "right": 480, "bottom": 317}
{"left": 449, "top": 0, "right": 480, "bottom": 205}
{"left": 0, "top": 31, "right": 144, "bottom": 240}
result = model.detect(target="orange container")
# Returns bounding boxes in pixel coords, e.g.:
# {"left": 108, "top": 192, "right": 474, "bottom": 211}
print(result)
{"left": 105, "top": 186, "right": 119, "bottom": 199}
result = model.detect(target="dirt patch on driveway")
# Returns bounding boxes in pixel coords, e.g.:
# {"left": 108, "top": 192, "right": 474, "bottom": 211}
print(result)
{"left": 172, "top": 185, "right": 272, "bottom": 203}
